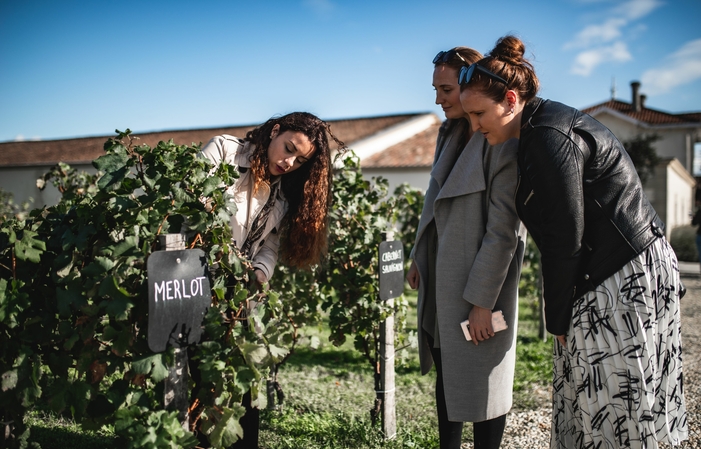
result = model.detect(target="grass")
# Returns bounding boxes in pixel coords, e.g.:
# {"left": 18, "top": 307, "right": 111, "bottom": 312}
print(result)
{"left": 258, "top": 345, "right": 440, "bottom": 448}
{"left": 22, "top": 288, "right": 553, "bottom": 448}
{"left": 513, "top": 294, "right": 553, "bottom": 409}
{"left": 23, "top": 411, "right": 118, "bottom": 448}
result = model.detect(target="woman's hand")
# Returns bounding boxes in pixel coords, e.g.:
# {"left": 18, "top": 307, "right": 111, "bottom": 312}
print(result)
{"left": 407, "top": 260, "right": 420, "bottom": 289}
{"left": 556, "top": 334, "right": 567, "bottom": 348}
{"left": 254, "top": 269, "right": 268, "bottom": 286}
{"left": 468, "top": 305, "right": 494, "bottom": 345}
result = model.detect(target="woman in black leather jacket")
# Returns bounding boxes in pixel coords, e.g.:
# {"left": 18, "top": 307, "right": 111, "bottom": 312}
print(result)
{"left": 459, "top": 35, "right": 688, "bottom": 449}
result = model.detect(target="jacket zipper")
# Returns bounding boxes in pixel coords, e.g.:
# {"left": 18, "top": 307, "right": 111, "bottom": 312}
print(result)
{"left": 524, "top": 190, "right": 534, "bottom": 205}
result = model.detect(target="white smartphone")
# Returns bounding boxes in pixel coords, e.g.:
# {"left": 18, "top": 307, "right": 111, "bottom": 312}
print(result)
{"left": 460, "top": 310, "right": 508, "bottom": 341}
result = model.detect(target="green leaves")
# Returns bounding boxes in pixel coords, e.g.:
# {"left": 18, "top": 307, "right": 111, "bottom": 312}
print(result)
{"left": 56, "top": 284, "right": 85, "bottom": 317}
{"left": 240, "top": 341, "right": 269, "bottom": 366}
{"left": 114, "top": 407, "right": 199, "bottom": 448}
{"left": 0, "top": 129, "right": 251, "bottom": 447}
{"left": 0, "top": 278, "right": 31, "bottom": 331}
{"left": 132, "top": 353, "right": 169, "bottom": 383}
{"left": 98, "top": 275, "right": 134, "bottom": 321}
{"left": 94, "top": 152, "right": 131, "bottom": 191}
{"left": 271, "top": 153, "right": 422, "bottom": 404}
{"left": 111, "top": 235, "right": 140, "bottom": 258}
{"left": 319, "top": 154, "right": 398, "bottom": 358}
{"left": 201, "top": 405, "right": 246, "bottom": 447}
{"left": 9, "top": 228, "right": 46, "bottom": 263}
{"left": 0, "top": 130, "right": 427, "bottom": 447}
{"left": 622, "top": 133, "right": 661, "bottom": 185}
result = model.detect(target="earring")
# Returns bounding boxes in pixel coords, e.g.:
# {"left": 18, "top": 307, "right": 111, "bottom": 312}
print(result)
{"left": 510, "top": 108, "right": 514, "bottom": 115}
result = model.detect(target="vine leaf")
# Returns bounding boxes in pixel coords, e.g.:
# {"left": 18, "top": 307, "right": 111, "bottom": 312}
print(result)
{"left": 13, "top": 229, "right": 46, "bottom": 263}
{"left": 201, "top": 405, "right": 246, "bottom": 447}
{"left": 56, "top": 285, "right": 84, "bottom": 317}
{"left": 240, "top": 342, "right": 268, "bottom": 365}
{"left": 99, "top": 275, "right": 134, "bottom": 321}
{"left": 132, "top": 353, "right": 169, "bottom": 382}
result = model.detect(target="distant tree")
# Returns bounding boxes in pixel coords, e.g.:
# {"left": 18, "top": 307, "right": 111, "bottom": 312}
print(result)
{"left": 622, "top": 134, "right": 661, "bottom": 185}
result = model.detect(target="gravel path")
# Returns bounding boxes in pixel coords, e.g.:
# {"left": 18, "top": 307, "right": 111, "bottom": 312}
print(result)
{"left": 463, "top": 270, "right": 701, "bottom": 449}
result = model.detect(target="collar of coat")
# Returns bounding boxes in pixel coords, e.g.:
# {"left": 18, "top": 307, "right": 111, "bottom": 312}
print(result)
{"left": 433, "top": 126, "right": 489, "bottom": 201}
{"left": 233, "top": 140, "right": 255, "bottom": 170}
{"left": 520, "top": 97, "right": 545, "bottom": 132}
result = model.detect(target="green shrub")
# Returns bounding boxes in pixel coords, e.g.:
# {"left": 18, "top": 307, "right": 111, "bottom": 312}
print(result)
{"left": 0, "top": 131, "right": 280, "bottom": 448}
{"left": 5, "top": 132, "right": 545, "bottom": 448}
{"left": 2, "top": 135, "right": 431, "bottom": 448}
{"left": 670, "top": 225, "right": 698, "bottom": 262}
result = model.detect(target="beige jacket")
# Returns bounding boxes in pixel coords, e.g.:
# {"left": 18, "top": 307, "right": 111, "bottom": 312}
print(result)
{"left": 200, "top": 135, "right": 288, "bottom": 279}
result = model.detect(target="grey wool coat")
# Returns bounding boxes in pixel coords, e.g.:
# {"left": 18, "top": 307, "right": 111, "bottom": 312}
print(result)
{"left": 411, "top": 119, "right": 526, "bottom": 422}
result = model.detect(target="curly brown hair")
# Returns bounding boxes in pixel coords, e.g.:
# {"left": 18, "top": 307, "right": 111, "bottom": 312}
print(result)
{"left": 245, "top": 112, "right": 346, "bottom": 269}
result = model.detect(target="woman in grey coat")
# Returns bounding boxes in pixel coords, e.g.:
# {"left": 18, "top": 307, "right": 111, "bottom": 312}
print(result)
{"left": 407, "top": 47, "right": 525, "bottom": 449}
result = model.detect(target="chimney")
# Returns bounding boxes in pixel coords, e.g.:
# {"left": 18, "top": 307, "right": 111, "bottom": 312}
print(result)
{"left": 631, "top": 81, "right": 641, "bottom": 112}
{"left": 640, "top": 94, "right": 646, "bottom": 109}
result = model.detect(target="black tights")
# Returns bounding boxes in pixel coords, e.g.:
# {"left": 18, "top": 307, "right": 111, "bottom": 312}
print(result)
{"left": 229, "top": 390, "right": 259, "bottom": 449}
{"left": 428, "top": 336, "right": 507, "bottom": 449}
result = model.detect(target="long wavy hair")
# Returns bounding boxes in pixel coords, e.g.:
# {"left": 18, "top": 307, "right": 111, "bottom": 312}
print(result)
{"left": 245, "top": 112, "right": 346, "bottom": 269}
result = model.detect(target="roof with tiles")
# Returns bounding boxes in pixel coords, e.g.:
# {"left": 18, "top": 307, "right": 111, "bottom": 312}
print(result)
{"left": 678, "top": 112, "right": 701, "bottom": 123}
{"left": 0, "top": 113, "right": 425, "bottom": 168}
{"left": 361, "top": 122, "right": 440, "bottom": 168}
{"left": 581, "top": 99, "right": 701, "bottom": 126}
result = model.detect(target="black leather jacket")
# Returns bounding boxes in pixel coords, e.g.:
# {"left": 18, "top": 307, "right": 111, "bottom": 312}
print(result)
{"left": 516, "top": 98, "right": 663, "bottom": 335}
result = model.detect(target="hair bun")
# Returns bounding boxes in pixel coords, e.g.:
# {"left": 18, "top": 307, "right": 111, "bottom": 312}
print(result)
{"left": 476, "top": 34, "right": 539, "bottom": 103}
{"left": 489, "top": 35, "right": 526, "bottom": 65}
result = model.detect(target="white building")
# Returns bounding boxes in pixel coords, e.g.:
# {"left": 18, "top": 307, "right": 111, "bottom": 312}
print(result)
{"left": 3, "top": 89, "right": 699, "bottom": 239}
{"left": 0, "top": 113, "right": 440, "bottom": 210}
{"left": 582, "top": 81, "right": 701, "bottom": 237}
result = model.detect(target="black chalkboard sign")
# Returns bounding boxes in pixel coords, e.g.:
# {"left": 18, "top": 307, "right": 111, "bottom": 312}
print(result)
{"left": 379, "top": 241, "right": 404, "bottom": 301}
{"left": 147, "top": 249, "right": 211, "bottom": 352}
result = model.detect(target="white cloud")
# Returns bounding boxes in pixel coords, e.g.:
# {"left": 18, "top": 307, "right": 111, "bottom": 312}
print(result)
{"left": 13, "top": 134, "right": 41, "bottom": 141}
{"left": 627, "top": 23, "right": 648, "bottom": 39}
{"left": 641, "top": 38, "right": 701, "bottom": 94}
{"left": 566, "top": 0, "right": 664, "bottom": 75}
{"left": 613, "top": 0, "right": 663, "bottom": 20}
{"left": 303, "top": 0, "right": 334, "bottom": 15}
{"left": 571, "top": 41, "right": 632, "bottom": 76}
{"left": 566, "top": 18, "right": 626, "bottom": 48}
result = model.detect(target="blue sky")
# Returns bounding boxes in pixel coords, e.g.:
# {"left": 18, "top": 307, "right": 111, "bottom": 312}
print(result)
{"left": 1, "top": 0, "right": 700, "bottom": 143}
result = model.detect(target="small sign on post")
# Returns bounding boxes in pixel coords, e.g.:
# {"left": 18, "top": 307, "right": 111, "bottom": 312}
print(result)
{"left": 379, "top": 240, "right": 404, "bottom": 302}
{"left": 147, "top": 234, "right": 211, "bottom": 430}
{"left": 147, "top": 248, "right": 210, "bottom": 352}
{"left": 377, "top": 234, "right": 403, "bottom": 440}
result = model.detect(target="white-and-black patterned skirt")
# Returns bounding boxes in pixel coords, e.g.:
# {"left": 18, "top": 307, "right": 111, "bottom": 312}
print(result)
{"left": 552, "top": 237, "right": 688, "bottom": 449}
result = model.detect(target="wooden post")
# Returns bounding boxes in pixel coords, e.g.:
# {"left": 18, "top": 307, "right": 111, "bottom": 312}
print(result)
{"left": 159, "top": 233, "right": 190, "bottom": 430}
{"left": 379, "top": 231, "right": 397, "bottom": 440}
{"left": 379, "top": 298, "right": 396, "bottom": 439}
